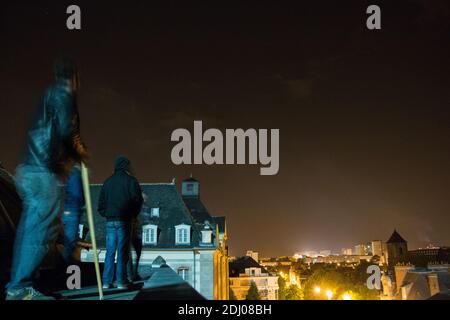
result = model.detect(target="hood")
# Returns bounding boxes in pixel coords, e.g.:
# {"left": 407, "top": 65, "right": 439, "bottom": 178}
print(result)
{"left": 115, "top": 155, "right": 130, "bottom": 172}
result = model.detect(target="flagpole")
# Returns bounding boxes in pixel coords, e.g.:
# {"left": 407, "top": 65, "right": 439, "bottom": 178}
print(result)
{"left": 81, "top": 162, "right": 104, "bottom": 300}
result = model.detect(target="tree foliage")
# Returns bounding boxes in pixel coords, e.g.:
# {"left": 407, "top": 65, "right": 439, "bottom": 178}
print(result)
{"left": 229, "top": 287, "right": 237, "bottom": 300}
{"left": 246, "top": 281, "right": 261, "bottom": 300}
{"left": 303, "top": 267, "right": 379, "bottom": 300}
{"left": 285, "top": 284, "right": 303, "bottom": 300}
{"left": 278, "top": 276, "right": 287, "bottom": 300}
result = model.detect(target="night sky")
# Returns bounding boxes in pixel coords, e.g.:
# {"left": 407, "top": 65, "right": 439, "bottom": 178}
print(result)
{"left": 1, "top": 1, "right": 449, "bottom": 257}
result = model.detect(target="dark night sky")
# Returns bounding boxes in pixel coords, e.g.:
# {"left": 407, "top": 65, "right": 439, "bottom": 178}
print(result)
{"left": 1, "top": 1, "right": 449, "bottom": 257}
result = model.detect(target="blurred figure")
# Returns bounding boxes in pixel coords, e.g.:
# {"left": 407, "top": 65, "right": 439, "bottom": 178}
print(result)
{"left": 98, "top": 156, "right": 143, "bottom": 289}
{"left": 6, "top": 58, "right": 88, "bottom": 300}
{"left": 62, "top": 165, "right": 85, "bottom": 264}
{"left": 127, "top": 194, "right": 145, "bottom": 282}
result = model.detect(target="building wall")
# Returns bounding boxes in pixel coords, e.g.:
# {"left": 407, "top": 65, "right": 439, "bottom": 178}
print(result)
{"left": 371, "top": 240, "right": 383, "bottom": 257}
{"left": 81, "top": 247, "right": 228, "bottom": 300}
{"left": 229, "top": 275, "right": 279, "bottom": 300}
{"left": 386, "top": 242, "right": 408, "bottom": 266}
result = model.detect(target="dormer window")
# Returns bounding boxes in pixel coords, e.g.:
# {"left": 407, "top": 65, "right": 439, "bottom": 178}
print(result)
{"left": 201, "top": 230, "right": 213, "bottom": 244}
{"left": 151, "top": 207, "right": 160, "bottom": 218}
{"left": 175, "top": 224, "right": 191, "bottom": 245}
{"left": 201, "top": 224, "right": 213, "bottom": 244}
{"left": 142, "top": 224, "right": 158, "bottom": 245}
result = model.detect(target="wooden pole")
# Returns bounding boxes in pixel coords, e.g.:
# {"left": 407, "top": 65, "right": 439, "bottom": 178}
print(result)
{"left": 81, "top": 162, "right": 104, "bottom": 300}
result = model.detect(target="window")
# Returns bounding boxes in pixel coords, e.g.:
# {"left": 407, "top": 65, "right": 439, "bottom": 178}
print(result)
{"left": 177, "top": 267, "right": 189, "bottom": 281}
{"left": 175, "top": 224, "right": 191, "bottom": 245}
{"left": 142, "top": 224, "right": 158, "bottom": 245}
{"left": 201, "top": 230, "right": 213, "bottom": 244}
{"left": 186, "top": 183, "right": 193, "bottom": 191}
{"left": 151, "top": 207, "right": 160, "bottom": 218}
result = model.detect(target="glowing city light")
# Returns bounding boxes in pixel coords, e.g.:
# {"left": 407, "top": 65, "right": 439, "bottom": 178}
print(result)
{"left": 325, "top": 290, "right": 333, "bottom": 300}
{"left": 314, "top": 286, "right": 321, "bottom": 294}
{"left": 342, "top": 293, "right": 352, "bottom": 300}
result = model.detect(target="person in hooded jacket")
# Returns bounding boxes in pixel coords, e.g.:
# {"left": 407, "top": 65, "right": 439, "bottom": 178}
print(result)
{"left": 98, "top": 156, "right": 143, "bottom": 289}
{"left": 6, "top": 58, "right": 88, "bottom": 300}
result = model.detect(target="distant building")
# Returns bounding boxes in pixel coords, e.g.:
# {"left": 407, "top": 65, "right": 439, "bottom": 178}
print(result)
{"left": 81, "top": 177, "right": 229, "bottom": 300}
{"left": 314, "top": 255, "right": 371, "bottom": 264}
{"left": 354, "top": 244, "right": 366, "bottom": 256}
{"left": 371, "top": 240, "right": 383, "bottom": 257}
{"left": 246, "top": 250, "right": 259, "bottom": 263}
{"left": 341, "top": 248, "right": 353, "bottom": 256}
{"left": 408, "top": 247, "right": 450, "bottom": 265}
{"left": 297, "top": 250, "right": 332, "bottom": 258}
{"left": 319, "top": 250, "right": 331, "bottom": 257}
{"left": 380, "top": 230, "right": 450, "bottom": 300}
{"left": 354, "top": 243, "right": 372, "bottom": 256}
{"left": 229, "top": 256, "right": 279, "bottom": 300}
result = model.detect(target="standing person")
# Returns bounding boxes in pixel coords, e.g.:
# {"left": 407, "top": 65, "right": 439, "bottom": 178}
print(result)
{"left": 62, "top": 165, "right": 85, "bottom": 264}
{"left": 6, "top": 58, "right": 88, "bottom": 300}
{"left": 127, "top": 201, "right": 143, "bottom": 282}
{"left": 98, "top": 156, "right": 143, "bottom": 289}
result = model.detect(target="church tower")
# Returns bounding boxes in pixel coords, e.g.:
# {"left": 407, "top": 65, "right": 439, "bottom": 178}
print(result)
{"left": 385, "top": 229, "right": 408, "bottom": 267}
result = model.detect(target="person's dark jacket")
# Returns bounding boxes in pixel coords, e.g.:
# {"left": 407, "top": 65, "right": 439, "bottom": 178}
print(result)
{"left": 64, "top": 166, "right": 85, "bottom": 213}
{"left": 22, "top": 80, "right": 87, "bottom": 177}
{"left": 98, "top": 156, "right": 143, "bottom": 222}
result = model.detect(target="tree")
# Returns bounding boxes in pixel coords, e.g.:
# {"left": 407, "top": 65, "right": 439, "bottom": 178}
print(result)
{"left": 285, "top": 284, "right": 303, "bottom": 300}
{"left": 303, "top": 266, "right": 380, "bottom": 300}
{"left": 246, "top": 281, "right": 261, "bottom": 300}
{"left": 229, "top": 288, "right": 237, "bottom": 300}
{"left": 303, "top": 269, "right": 348, "bottom": 300}
{"left": 278, "top": 276, "right": 287, "bottom": 300}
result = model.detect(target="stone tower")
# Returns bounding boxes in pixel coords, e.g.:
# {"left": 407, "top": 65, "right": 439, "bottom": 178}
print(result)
{"left": 385, "top": 229, "right": 408, "bottom": 267}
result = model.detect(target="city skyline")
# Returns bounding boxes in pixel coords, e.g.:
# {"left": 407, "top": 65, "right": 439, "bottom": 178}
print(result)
{"left": 1, "top": 0, "right": 450, "bottom": 257}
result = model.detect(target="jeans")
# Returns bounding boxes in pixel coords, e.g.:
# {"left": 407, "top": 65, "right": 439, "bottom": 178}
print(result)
{"left": 6, "top": 165, "right": 62, "bottom": 291}
{"left": 61, "top": 211, "right": 80, "bottom": 264}
{"left": 102, "top": 221, "right": 130, "bottom": 285}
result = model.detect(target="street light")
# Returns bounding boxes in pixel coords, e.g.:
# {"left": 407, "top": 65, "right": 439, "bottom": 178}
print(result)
{"left": 325, "top": 290, "right": 333, "bottom": 300}
{"left": 314, "top": 286, "right": 321, "bottom": 294}
{"left": 342, "top": 293, "right": 352, "bottom": 300}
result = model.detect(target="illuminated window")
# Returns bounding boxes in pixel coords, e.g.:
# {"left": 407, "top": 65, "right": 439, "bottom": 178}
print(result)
{"left": 142, "top": 224, "right": 158, "bottom": 245}
{"left": 151, "top": 207, "right": 160, "bottom": 218}
{"left": 175, "top": 224, "right": 191, "bottom": 245}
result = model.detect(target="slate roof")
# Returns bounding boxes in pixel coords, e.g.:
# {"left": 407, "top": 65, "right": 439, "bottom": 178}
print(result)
{"left": 387, "top": 229, "right": 407, "bottom": 244}
{"left": 135, "top": 259, "right": 205, "bottom": 300}
{"left": 214, "top": 216, "right": 226, "bottom": 233}
{"left": 229, "top": 256, "right": 270, "bottom": 277}
{"left": 429, "top": 293, "right": 450, "bottom": 300}
{"left": 54, "top": 260, "right": 205, "bottom": 300}
{"left": 181, "top": 190, "right": 227, "bottom": 235}
{"left": 400, "top": 272, "right": 431, "bottom": 300}
{"left": 182, "top": 196, "right": 213, "bottom": 224}
{"left": 81, "top": 183, "right": 208, "bottom": 249}
{"left": 400, "top": 269, "right": 450, "bottom": 300}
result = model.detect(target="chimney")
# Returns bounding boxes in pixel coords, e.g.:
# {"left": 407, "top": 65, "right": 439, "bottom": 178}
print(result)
{"left": 181, "top": 175, "right": 199, "bottom": 198}
{"left": 427, "top": 273, "right": 441, "bottom": 297}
